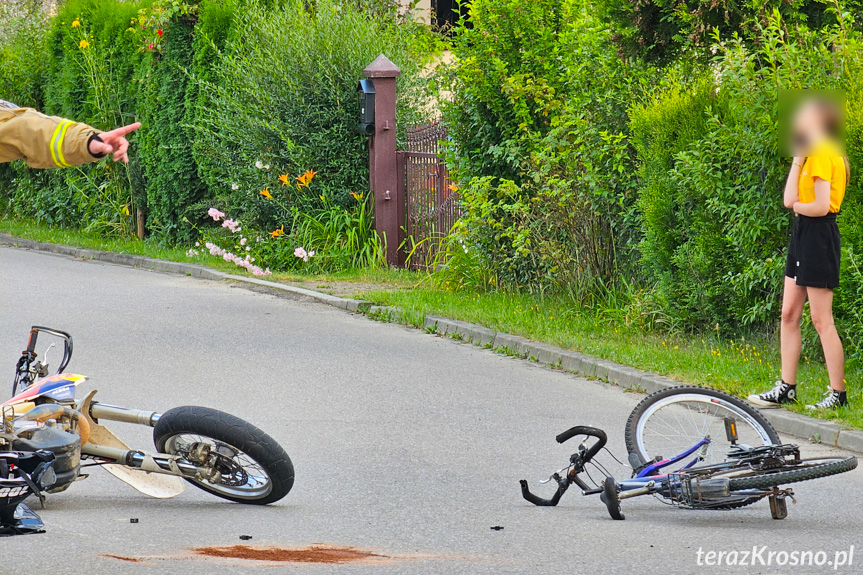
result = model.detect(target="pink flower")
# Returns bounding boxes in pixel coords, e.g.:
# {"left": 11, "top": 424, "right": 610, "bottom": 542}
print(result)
{"left": 221, "top": 219, "right": 241, "bottom": 233}
{"left": 207, "top": 208, "right": 225, "bottom": 221}
{"left": 294, "top": 247, "right": 307, "bottom": 260}
{"left": 148, "top": 43, "right": 154, "bottom": 50}
{"left": 240, "top": 237, "right": 247, "bottom": 246}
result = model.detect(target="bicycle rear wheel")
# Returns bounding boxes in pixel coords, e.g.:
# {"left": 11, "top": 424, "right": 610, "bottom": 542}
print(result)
{"left": 626, "top": 386, "right": 780, "bottom": 469}
{"left": 726, "top": 457, "right": 857, "bottom": 491}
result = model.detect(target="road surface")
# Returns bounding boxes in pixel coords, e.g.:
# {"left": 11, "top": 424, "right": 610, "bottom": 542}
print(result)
{"left": 0, "top": 246, "right": 859, "bottom": 574}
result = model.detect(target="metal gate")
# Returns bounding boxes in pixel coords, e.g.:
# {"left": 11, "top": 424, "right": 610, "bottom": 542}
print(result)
{"left": 397, "top": 120, "right": 460, "bottom": 268}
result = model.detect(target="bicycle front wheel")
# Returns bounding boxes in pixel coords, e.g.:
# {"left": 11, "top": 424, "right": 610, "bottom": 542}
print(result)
{"left": 625, "top": 386, "right": 780, "bottom": 469}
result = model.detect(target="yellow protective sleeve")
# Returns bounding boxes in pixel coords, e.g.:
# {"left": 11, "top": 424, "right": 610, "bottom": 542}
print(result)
{"left": 0, "top": 107, "right": 102, "bottom": 169}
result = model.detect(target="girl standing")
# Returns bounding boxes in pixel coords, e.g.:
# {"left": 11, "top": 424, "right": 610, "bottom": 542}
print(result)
{"left": 749, "top": 97, "right": 850, "bottom": 410}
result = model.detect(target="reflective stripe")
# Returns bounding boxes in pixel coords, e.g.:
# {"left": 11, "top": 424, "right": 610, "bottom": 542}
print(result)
{"left": 50, "top": 120, "right": 73, "bottom": 167}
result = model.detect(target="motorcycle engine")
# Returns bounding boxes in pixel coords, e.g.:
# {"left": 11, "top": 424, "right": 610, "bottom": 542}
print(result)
{"left": 12, "top": 426, "right": 80, "bottom": 493}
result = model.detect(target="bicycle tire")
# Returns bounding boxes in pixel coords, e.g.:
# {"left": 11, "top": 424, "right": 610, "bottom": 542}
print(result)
{"left": 625, "top": 386, "right": 780, "bottom": 468}
{"left": 727, "top": 457, "right": 857, "bottom": 491}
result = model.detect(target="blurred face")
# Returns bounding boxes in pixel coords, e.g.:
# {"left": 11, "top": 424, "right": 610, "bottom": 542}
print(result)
{"left": 791, "top": 101, "right": 825, "bottom": 156}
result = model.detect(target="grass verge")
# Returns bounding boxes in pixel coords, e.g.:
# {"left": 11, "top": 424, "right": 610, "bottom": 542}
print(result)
{"left": 0, "top": 217, "right": 415, "bottom": 295}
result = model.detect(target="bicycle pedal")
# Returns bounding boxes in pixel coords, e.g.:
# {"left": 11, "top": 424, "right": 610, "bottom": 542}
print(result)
{"left": 769, "top": 494, "right": 788, "bottom": 520}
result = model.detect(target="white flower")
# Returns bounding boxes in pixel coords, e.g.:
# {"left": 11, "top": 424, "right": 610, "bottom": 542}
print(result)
{"left": 264, "top": 164, "right": 270, "bottom": 170}
{"left": 255, "top": 161, "right": 264, "bottom": 169}
{"left": 231, "top": 183, "right": 239, "bottom": 190}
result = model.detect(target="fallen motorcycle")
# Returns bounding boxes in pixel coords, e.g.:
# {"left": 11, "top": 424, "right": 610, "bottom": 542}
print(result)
{"left": 1, "top": 326, "right": 295, "bottom": 533}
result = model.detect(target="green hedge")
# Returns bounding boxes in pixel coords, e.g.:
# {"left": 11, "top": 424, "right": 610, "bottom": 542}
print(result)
{"left": 441, "top": 1, "right": 863, "bottom": 347}
{"left": 192, "top": 0, "right": 428, "bottom": 230}
{"left": 0, "top": 0, "right": 429, "bottom": 244}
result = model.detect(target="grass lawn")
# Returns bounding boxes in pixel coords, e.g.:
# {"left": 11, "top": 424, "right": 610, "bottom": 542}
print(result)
{"left": 3, "top": 216, "right": 860, "bottom": 429}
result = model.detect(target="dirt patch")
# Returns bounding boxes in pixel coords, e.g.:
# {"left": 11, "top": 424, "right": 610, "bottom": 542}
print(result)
{"left": 193, "top": 544, "right": 388, "bottom": 564}
{"left": 102, "top": 554, "right": 144, "bottom": 563}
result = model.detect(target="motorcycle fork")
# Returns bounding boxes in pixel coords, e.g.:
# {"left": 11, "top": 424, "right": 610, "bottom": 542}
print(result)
{"left": 76, "top": 390, "right": 211, "bottom": 481}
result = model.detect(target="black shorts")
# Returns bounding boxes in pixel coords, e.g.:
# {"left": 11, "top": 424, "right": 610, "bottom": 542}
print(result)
{"left": 785, "top": 213, "right": 841, "bottom": 289}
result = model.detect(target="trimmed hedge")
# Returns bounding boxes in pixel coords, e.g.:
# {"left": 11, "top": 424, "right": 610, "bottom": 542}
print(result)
{"left": 0, "top": 0, "right": 429, "bottom": 243}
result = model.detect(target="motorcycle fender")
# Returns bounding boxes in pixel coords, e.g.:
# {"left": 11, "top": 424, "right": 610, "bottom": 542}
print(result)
{"left": 102, "top": 464, "right": 185, "bottom": 499}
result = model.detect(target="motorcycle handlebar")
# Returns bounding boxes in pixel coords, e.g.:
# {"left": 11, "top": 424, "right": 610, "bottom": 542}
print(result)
{"left": 26, "top": 326, "right": 74, "bottom": 374}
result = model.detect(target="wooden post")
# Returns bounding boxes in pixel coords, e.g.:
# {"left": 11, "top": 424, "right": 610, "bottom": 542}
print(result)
{"left": 363, "top": 55, "right": 401, "bottom": 267}
{"left": 136, "top": 209, "right": 146, "bottom": 240}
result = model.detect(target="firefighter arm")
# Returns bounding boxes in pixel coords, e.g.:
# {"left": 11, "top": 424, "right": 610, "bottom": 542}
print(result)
{"left": 0, "top": 108, "right": 105, "bottom": 168}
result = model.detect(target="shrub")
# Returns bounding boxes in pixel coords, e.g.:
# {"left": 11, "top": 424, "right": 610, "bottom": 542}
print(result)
{"left": 635, "top": 13, "right": 863, "bottom": 331}
{"left": 138, "top": 16, "right": 208, "bottom": 243}
{"left": 440, "top": 0, "right": 570, "bottom": 186}
{"left": 601, "top": 0, "right": 863, "bottom": 63}
{"left": 192, "top": 0, "right": 431, "bottom": 231}
{"left": 1, "top": 0, "right": 145, "bottom": 235}
{"left": 439, "top": 1, "right": 653, "bottom": 295}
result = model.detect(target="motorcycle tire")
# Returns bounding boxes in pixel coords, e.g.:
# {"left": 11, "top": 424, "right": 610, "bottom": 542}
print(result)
{"left": 153, "top": 406, "right": 294, "bottom": 505}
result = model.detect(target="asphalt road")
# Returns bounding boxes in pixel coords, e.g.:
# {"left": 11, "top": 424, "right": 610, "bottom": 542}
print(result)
{"left": 0, "top": 246, "right": 860, "bottom": 574}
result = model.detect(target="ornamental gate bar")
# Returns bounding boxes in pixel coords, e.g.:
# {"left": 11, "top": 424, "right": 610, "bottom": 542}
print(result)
{"left": 396, "top": 120, "right": 460, "bottom": 268}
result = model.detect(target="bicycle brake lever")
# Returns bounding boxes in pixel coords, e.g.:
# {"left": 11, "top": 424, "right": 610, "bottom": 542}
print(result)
{"left": 540, "top": 466, "right": 570, "bottom": 483}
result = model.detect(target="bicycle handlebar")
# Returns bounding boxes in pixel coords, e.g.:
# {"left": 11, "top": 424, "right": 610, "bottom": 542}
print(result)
{"left": 520, "top": 478, "right": 566, "bottom": 506}
{"left": 556, "top": 425, "right": 607, "bottom": 462}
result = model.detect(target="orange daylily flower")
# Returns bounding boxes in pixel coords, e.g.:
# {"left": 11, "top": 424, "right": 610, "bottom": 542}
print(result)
{"left": 259, "top": 187, "right": 272, "bottom": 199}
{"left": 349, "top": 191, "right": 365, "bottom": 201}
{"left": 447, "top": 183, "right": 459, "bottom": 193}
{"left": 297, "top": 169, "right": 318, "bottom": 187}
{"left": 269, "top": 226, "right": 284, "bottom": 238}
{"left": 278, "top": 173, "right": 290, "bottom": 186}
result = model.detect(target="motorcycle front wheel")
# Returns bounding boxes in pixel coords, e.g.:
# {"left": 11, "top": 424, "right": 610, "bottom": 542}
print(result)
{"left": 153, "top": 406, "right": 294, "bottom": 504}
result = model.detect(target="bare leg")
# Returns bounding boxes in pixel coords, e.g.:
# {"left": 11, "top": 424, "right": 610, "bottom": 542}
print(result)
{"left": 781, "top": 276, "right": 808, "bottom": 385}
{"left": 807, "top": 287, "right": 845, "bottom": 391}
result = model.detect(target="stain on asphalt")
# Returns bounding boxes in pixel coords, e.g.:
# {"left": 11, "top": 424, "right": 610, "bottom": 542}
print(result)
{"left": 192, "top": 544, "right": 389, "bottom": 564}
{"left": 102, "top": 554, "right": 144, "bottom": 563}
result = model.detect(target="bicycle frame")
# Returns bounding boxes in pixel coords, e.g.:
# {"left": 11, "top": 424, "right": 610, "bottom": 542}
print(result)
{"left": 611, "top": 437, "right": 710, "bottom": 497}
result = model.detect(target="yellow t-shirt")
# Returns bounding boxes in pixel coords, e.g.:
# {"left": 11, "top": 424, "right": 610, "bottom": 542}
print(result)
{"left": 798, "top": 139, "right": 847, "bottom": 213}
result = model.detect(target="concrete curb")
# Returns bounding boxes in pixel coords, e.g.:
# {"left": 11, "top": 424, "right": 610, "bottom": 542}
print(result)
{"left": 3, "top": 232, "right": 862, "bottom": 453}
